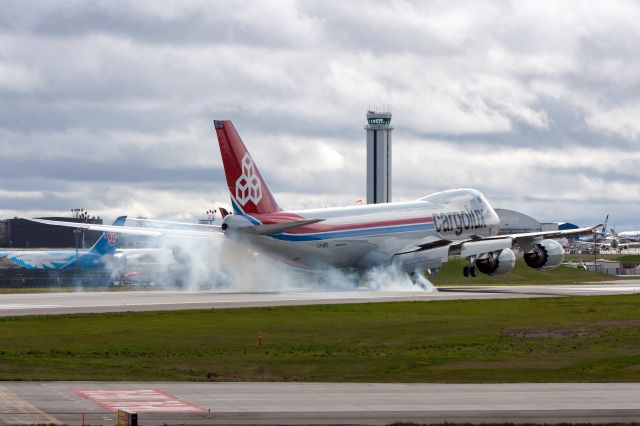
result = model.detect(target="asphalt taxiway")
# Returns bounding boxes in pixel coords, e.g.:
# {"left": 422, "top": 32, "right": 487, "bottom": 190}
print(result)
{"left": 1, "top": 281, "right": 639, "bottom": 316}
{"left": 1, "top": 382, "right": 639, "bottom": 425}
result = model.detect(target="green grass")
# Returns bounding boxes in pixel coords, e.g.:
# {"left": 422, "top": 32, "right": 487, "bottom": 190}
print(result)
{"left": 430, "top": 258, "right": 622, "bottom": 286}
{"left": 1, "top": 295, "right": 640, "bottom": 382}
{"left": 615, "top": 254, "right": 640, "bottom": 263}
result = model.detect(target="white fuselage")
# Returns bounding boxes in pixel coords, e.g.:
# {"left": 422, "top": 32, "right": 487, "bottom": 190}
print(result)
{"left": 227, "top": 189, "right": 501, "bottom": 270}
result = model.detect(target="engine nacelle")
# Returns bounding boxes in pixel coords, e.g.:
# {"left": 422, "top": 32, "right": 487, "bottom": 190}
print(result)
{"left": 524, "top": 239, "right": 564, "bottom": 269}
{"left": 221, "top": 214, "right": 253, "bottom": 232}
{"left": 475, "top": 248, "right": 516, "bottom": 275}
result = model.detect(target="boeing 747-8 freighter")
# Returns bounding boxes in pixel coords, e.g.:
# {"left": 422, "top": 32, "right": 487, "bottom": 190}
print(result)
{"left": 30, "top": 121, "right": 599, "bottom": 279}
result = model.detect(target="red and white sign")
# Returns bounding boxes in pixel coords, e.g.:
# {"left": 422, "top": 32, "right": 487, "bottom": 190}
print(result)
{"left": 75, "top": 389, "right": 207, "bottom": 413}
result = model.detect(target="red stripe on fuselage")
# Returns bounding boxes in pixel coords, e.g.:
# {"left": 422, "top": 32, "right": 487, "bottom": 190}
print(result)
{"left": 252, "top": 212, "right": 433, "bottom": 235}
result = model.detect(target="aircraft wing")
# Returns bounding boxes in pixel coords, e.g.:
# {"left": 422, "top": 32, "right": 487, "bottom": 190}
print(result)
{"left": 483, "top": 224, "right": 602, "bottom": 242}
{"left": 398, "top": 225, "right": 600, "bottom": 255}
{"left": 25, "top": 218, "right": 223, "bottom": 239}
{"left": 454, "top": 224, "right": 601, "bottom": 257}
{"left": 394, "top": 225, "right": 601, "bottom": 273}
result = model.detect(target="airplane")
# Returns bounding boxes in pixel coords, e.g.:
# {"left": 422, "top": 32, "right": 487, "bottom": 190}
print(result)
{"left": 28, "top": 121, "right": 601, "bottom": 282}
{"left": 616, "top": 230, "right": 640, "bottom": 242}
{"left": 0, "top": 216, "right": 126, "bottom": 269}
{"left": 578, "top": 214, "right": 610, "bottom": 243}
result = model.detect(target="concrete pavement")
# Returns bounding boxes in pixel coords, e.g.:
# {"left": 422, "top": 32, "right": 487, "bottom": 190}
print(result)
{"left": 1, "top": 382, "right": 639, "bottom": 425}
{"left": 1, "top": 281, "right": 639, "bottom": 316}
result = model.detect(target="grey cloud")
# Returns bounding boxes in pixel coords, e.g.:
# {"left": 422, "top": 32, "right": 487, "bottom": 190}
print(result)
{"left": 0, "top": 157, "right": 222, "bottom": 184}
{"left": 1, "top": 1, "right": 640, "bottom": 227}
{"left": 407, "top": 96, "right": 636, "bottom": 150}
{"left": 1, "top": 0, "right": 319, "bottom": 48}
{"left": 0, "top": 191, "right": 89, "bottom": 213}
{"left": 535, "top": 165, "right": 640, "bottom": 187}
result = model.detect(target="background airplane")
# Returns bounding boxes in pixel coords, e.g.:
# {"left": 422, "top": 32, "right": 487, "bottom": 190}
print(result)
{"left": 30, "top": 121, "right": 599, "bottom": 281}
{"left": 0, "top": 216, "right": 126, "bottom": 269}
{"left": 578, "top": 214, "right": 611, "bottom": 243}
{"left": 616, "top": 230, "right": 640, "bottom": 242}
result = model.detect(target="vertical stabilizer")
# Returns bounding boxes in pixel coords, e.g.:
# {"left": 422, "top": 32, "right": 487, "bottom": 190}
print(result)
{"left": 89, "top": 216, "right": 126, "bottom": 255}
{"left": 213, "top": 120, "right": 280, "bottom": 215}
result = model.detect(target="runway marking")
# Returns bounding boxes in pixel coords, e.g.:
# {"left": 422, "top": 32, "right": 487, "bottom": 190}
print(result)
{"left": 0, "top": 385, "right": 59, "bottom": 424}
{"left": 0, "top": 304, "right": 62, "bottom": 309}
{"left": 76, "top": 389, "right": 207, "bottom": 413}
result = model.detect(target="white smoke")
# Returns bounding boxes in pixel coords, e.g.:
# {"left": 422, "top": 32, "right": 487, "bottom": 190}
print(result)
{"left": 363, "top": 265, "right": 437, "bottom": 292}
{"left": 116, "top": 228, "right": 437, "bottom": 293}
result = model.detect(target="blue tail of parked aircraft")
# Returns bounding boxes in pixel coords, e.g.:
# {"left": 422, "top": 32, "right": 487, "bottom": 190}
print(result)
{"left": 88, "top": 216, "right": 126, "bottom": 255}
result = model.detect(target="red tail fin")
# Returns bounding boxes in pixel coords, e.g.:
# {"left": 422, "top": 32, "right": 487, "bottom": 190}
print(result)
{"left": 214, "top": 120, "right": 280, "bottom": 215}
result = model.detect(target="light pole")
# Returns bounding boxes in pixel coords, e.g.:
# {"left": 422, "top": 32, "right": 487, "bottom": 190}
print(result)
{"left": 593, "top": 232, "right": 597, "bottom": 272}
{"left": 206, "top": 209, "right": 217, "bottom": 224}
{"left": 74, "top": 228, "right": 81, "bottom": 268}
{"left": 71, "top": 208, "right": 91, "bottom": 247}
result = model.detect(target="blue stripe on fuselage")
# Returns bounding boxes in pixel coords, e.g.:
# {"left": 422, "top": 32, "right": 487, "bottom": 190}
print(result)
{"left": 230, "top": 198, "right": 261, "bottom": 225}
{"left": 2, "top": 252, "right": 107, "bottom": 270}
{"left": 271, "top": 222, "right": 435, "bottom": 241}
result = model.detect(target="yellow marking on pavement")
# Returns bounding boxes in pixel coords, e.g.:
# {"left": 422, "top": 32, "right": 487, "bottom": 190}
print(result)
{"left": 0, "top": 385, "right": 59, "bottom": 424}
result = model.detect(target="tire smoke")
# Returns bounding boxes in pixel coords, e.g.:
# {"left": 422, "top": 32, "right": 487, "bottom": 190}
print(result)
{"left": 115, "top": 234, "right": 437, "bottom": 293}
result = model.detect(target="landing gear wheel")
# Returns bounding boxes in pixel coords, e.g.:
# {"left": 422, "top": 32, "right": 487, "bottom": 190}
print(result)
{"left": 463, "top": 266, "right": 469, "bottom": 277}
{"left": 470, "top": 267, "right": 477, "bottom": 277}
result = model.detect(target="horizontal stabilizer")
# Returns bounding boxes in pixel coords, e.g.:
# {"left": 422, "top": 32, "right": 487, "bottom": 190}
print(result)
{"left": 24, "top": 218, "right": 223, "bottom": 239}
{"left": 241, "top": 219, "right": 325, "bottom": 236}
{"left": 126, "top": 218, "right": 220, "bottom": 230}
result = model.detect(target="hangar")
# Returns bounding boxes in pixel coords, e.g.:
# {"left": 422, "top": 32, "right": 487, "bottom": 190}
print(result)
{"left": 495, "top": 208, "right": 542, "bottom": 234}
{"left": 0, "top": 217, "right": 103, "bottom": 249}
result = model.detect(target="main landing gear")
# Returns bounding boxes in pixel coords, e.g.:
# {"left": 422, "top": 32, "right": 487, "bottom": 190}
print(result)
{"left": 463, "top": 265, "right": 477, "bottom": 277}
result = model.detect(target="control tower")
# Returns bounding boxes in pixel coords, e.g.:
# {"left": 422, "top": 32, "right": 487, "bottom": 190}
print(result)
{"left": 365, "top": 109, "right": 393, "bottom": 204}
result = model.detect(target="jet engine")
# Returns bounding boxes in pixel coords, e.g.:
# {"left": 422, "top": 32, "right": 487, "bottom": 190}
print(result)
{"left": 475, "top": 248, "right": 516, "bottom": 275}
{"left": 524, "top": 239, "right": 564, "bottom": 269}
{"left": 221, "top": 214, "right": 253, "bottom": 231}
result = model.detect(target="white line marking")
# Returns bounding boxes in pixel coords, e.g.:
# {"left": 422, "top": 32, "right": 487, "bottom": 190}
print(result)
{"left": 0, "top": 304, "right": 62, "bottom": 309}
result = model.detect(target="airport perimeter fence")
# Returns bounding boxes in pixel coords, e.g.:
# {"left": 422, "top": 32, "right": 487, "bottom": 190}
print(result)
{"left": 0, "top": 269, "right": 114, "bottom": 288}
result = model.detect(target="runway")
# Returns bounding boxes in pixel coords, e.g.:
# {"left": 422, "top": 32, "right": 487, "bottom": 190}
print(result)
{"left": 0, "top": 382, "right": 639, "bottom": 425}
{"left": 1, "top": 281, "right": 639, "bottom": 316}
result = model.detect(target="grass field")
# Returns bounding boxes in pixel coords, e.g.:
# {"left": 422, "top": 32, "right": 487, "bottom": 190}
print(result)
{"left": 1, "top": 295, "right": 639, "bottom": 382}
{"left": 429, "top": 258, "right": 621, "bottom": 285}
{"left": 615, "top": 254, "right": 640, "bottom": 263}
{"left": 566, "top": 253, "right": 640, "bottom": 263}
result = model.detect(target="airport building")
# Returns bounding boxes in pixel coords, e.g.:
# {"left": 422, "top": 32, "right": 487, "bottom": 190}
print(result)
{"left": 0, "top": 217, "right": 103, "bottom": 249}
{"left": 584, "top": 259, "right": 640, "bottom": 275}
{"left": 495, "top": 208, "right": 542, "bottom": 234}
{"left": 365, "top": 109, "right": 393, "bottom": 204}
{"left": 558, "top": 222, "right": 580, "bottom": 231}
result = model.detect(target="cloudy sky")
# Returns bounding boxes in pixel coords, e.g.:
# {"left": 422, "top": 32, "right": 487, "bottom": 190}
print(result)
{"left": 1, "top": 0, "right": 639, "bottom": 229}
